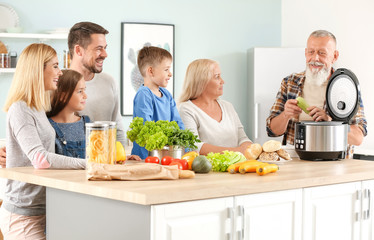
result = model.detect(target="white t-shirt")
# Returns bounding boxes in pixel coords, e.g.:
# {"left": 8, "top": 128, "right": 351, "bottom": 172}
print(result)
{"left": 79, "top": 72, "right": 126, "bottom": 146}
{"left": 178, "top": 99, "right": 251, "bottom": 152}
{"left": 299, "top": 80, "right": 328, "bottom": 121}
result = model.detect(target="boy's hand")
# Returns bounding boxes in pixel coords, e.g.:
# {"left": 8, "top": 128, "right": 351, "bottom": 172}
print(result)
{"left": 126, "top": 155, "right": 142, "bottom": 161}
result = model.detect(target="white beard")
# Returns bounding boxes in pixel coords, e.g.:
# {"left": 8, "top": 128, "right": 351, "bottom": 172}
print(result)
{"left": 305, "top": 63, "right": 330, "bottom": 87}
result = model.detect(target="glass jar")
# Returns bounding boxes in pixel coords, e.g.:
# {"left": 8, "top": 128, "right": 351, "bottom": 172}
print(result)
{"left": 0, "top": 53, "right": 10, "bottom": 68}
{"left": 63, "top": 50, "right": 71, "bottom": 69}
{"left": 94, "top": 121, "right": 117, "bottom": 164}
{"left": 85, "top": 122, "right": 110, "bottom": 164}
{"left": 9, "top": 51, "right": 17, "bottom": 68}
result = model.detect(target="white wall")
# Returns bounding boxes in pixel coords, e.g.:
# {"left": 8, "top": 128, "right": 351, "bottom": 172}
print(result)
{"left": 0, "top": 0, "right": 282, "bottom": 140}
{"left": 282, "top": 0, "right": 374, "bottom": 150}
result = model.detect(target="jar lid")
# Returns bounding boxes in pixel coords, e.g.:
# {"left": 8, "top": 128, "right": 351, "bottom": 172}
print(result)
{"left": 326, "top": 68, "right": 360, "bottom": 122}
{"left": 85, "top": 122, "right": 109, "bottom": 129}
{"left": 94, "top": 121, "right": 116, "bottom": 127}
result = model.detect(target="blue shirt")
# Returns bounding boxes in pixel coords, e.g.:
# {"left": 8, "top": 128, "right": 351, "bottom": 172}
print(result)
{"left": 131, "top": 86, "right": 185, "bottom": 159}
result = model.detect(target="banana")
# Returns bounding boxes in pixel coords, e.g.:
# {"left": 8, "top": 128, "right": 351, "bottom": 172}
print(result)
{"left": 296, "top": 96, "right": 310, "bottom": 114}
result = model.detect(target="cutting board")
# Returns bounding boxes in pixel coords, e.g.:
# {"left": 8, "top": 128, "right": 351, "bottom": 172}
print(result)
{"left": 0, "top": 41, "right": 7, "bottom": 53}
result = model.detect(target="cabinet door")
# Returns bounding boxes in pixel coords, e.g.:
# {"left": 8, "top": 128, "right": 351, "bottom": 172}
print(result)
{"left": 235, "top": 189, "right": 302, "bottom": 240}
{"left": 152, "top": 197, "right": 234, "bottom": 240}
{"left": 361, "top": 180, "right": 374, "bottom": 240}
{"left": 303, "top": 182, "right": 361, "bottom": 240}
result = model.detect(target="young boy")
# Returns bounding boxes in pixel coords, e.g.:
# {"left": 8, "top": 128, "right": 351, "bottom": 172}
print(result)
{"left": 131, "top": 46, "right": 185, "bottom": 159}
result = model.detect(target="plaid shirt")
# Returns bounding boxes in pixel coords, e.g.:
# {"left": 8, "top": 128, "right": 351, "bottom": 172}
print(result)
{"left": 266, "top": 70, "right": 368, "bottom": 146}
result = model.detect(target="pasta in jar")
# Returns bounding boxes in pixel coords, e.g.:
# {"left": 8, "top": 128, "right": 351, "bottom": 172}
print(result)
{"left": 86, "top": 122, "right": 110, "bottom": 164}
{"left": 94, "top": 121, "right": 117, "bottom": 164}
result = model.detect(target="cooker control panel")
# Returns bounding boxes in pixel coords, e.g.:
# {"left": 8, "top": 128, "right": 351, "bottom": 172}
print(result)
{"left": 295, "top": 125, "right": 305, "bottom": 150}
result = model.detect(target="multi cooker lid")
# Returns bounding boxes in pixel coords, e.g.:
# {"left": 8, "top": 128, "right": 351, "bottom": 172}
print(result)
{"left": 326, "top": 68, "right": 360, "bottom": 122}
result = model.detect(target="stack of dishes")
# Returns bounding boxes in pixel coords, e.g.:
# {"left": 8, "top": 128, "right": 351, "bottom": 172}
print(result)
{"left": 0, "top": 3, "right": 20, "bottom": 33}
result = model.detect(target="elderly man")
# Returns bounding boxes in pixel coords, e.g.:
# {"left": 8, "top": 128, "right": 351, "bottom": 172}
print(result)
{"left": 266, "top": 30, "right": 367, "bottom": 149}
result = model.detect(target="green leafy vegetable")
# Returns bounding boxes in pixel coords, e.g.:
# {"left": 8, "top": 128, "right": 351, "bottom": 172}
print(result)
{"left": 126, "top": 117, "right": 201, "bottom": 151}
{"left": 206, "top": 151, "right": 247, "bottom": 172}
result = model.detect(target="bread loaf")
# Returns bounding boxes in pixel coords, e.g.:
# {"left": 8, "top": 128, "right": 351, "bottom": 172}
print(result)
{"left": 244, "top": 143, "right": 263, "bottom": 160}
{"left": 262, "top": 140, "right": 281, "bottom": 152}
{"left": 276, "top": 149, "right": 291, "bottom": 160}
{"left": 259, "top": 152, "right": 279, "bottom": 161}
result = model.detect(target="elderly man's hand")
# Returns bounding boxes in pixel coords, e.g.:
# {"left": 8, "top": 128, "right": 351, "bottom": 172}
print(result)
{"left": 308, "top": 106, "right": 332, "bottom": 122}
{"left": 284, "top": 99, "right": 302, "bottom": 119}
{"left": 0, "top": 146, "right": 6, "bottom": 168}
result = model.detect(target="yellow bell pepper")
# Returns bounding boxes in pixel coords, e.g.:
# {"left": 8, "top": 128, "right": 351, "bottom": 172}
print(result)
{"left": 181, "top": 151, "right": 199, "bottom": 170}
{"left": 116, "top": 141, "right": 126, "bottom": 163}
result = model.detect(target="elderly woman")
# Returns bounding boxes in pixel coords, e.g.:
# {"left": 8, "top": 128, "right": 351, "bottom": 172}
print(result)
{"left": 178, "top": 59, "right": 252, "bottom": 155}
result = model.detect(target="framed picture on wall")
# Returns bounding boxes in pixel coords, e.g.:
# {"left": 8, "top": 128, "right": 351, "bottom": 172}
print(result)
{"left": 120, "top": 22, "right": 175, "bottom": 116}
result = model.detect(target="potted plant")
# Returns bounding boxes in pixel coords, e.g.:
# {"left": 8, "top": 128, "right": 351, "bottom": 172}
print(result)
{"left": 126, "top": 117, "right": 201, "bottom": 158}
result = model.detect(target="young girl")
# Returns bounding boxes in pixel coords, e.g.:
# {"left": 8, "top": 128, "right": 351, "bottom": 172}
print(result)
{"left": 47, "top": 69, "right": 90, "bottom": 158}
{"left": 0, "top": 43, "right": 85, "bottom": 240}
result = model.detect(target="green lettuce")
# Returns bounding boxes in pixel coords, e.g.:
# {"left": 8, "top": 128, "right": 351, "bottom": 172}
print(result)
{"left": 206, "top": 151, "right": 247, "bottom": 172}
{"left": 126, "top": 117, "right": 200, "bottom": 151}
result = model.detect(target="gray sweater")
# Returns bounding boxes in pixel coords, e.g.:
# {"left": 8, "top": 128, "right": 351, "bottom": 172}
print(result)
{"left": 3, "top": 101, "right": 86, "bottom": 216}
{"left": 79, "top": 72, "right": 126, "bottom": 146}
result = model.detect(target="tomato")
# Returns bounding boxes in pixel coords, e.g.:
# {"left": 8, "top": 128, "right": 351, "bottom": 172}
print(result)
{"left": 145, "top": 156, "right": 160, "bottom": 164}
{"left": 169, "top": 161, "right": 183, "bottom": 170}
{"left": 176, "top": 159, "right": 189, "bottom": 170}
{"left": 161, "top": 156, "right": 174, "bottom": 165}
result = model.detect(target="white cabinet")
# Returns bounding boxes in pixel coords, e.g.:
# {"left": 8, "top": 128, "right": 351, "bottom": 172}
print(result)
{"left": 235, "top": 189, "right": 303, "bottom": 240}
{"left": 152, "top": 197, "right": 234, "bottom": 240}
{"left": 303, "top": 182, "right": 362, "bottom": 240}
{"left": 152, "top": 189, "right": 303, "bottom": 240}
{"left": 303, "top": 181, "right": 374, "bottom": 240}
{"left": 361, "top": 180, "right": 374, "bottom": 240}
{"left": 152, "top": 182, "right": 374, "bottom": 240}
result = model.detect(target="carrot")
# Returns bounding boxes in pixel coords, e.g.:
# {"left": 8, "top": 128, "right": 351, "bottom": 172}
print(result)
{"left": 239, "top": 161, "right": 268, "bottom": 174}
{"left": 256, "top": 164, "right": 279, "bottom": 176}
{"left": 227, "top": 160, "right": 257, "bottom": 174}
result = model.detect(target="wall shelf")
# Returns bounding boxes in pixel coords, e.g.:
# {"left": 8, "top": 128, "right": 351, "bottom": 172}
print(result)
{"left": 0, "top": 68, "right": 16, "bottom": 74}
{"left": 0, "top": 32, "right": 68, "bottom": 41}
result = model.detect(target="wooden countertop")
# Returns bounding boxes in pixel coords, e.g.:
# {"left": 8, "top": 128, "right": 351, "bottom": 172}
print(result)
{"left": 1, "top": 158, "right": 374, "bottom": 205}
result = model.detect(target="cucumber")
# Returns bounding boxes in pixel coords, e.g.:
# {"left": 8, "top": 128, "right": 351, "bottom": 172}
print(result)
{"left": 296, "top": 97, "right": 310, "bottom": 114}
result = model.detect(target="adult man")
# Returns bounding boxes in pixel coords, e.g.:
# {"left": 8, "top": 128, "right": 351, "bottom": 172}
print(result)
{"left": 68, "top": 22, "right": 140, "bottom": 161}
{"left": 266, "top": 30, "right": 367, "bottom": 148}
{"left": 68, "top": 22, "right": 126, "bottom": 145}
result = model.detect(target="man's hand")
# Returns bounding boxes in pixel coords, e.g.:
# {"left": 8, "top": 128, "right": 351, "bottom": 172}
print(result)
{"left": 307, "top": 106, "right": 332, "bottom": 122}
{"left": 0, "top": 146, "right": 6, "bottom": 168}
{"left": 284, "top": 99, "right": 302, "bottom": 120}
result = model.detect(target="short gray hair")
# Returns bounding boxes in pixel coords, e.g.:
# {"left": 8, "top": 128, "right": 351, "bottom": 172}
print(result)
{"left": 309, "top": 30, "right": 337, "bottom": 44}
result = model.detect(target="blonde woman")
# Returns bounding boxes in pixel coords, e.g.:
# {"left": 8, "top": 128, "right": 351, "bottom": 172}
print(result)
{"left": 178, "top": 59, "right": 252, "bottom": 155}
{"left": 0, "top": 43, "right": 85, "bottom": 240}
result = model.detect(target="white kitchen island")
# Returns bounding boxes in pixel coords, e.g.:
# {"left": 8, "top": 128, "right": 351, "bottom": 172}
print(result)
{"left": 1, "top": 158, "right": 374, "bottom": 240}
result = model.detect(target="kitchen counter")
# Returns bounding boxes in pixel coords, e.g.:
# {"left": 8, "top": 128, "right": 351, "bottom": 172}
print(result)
{"left": 1, "top": 158, "right": 374, "bottom": 240}
{"left": 1, "top": 158, "right": 374, "bottom": 205}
